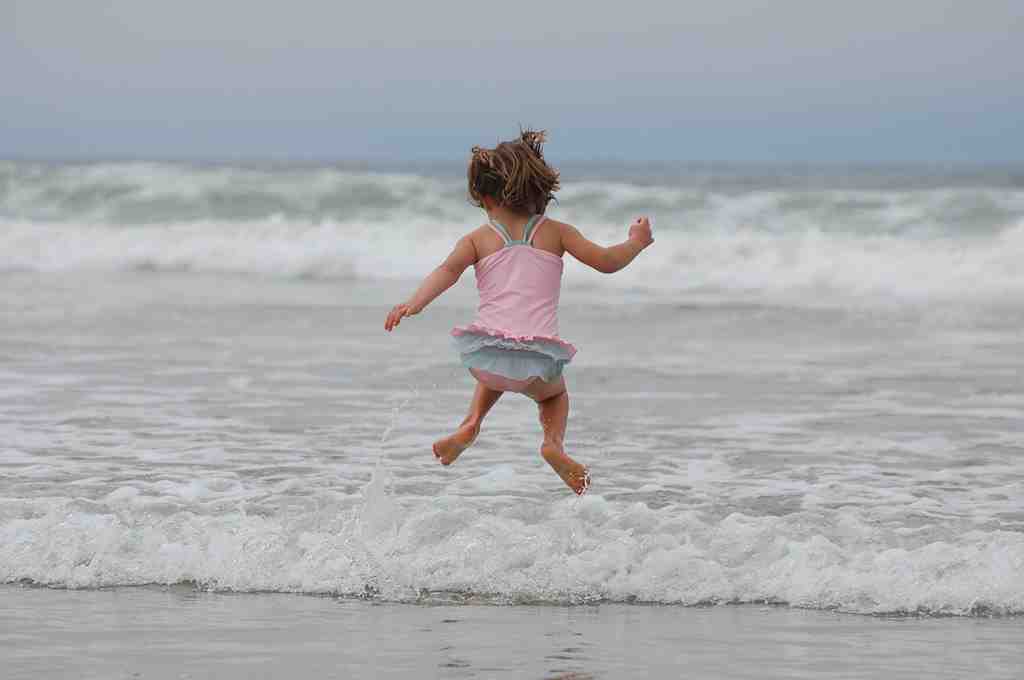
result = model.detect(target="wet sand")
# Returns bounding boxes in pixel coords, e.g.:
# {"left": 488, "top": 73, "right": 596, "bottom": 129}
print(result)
{"left": 3, "top": 584, "right": 1022, "bottom": 680}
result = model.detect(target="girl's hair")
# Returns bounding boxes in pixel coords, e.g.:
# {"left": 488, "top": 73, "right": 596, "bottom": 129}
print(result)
{"left": 468, "top": 129, "right": 560, "bottom": 215}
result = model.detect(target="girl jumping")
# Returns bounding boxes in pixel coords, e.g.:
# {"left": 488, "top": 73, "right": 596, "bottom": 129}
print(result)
{"left": 385, "top": 129, "right": 653, "bottom": 494}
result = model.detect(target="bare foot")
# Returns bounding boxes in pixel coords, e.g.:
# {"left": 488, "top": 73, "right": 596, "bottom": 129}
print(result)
{"left": 541, "top": 443, "right": 590, "bottom": 495}
{"left": 432, "top": 422, "right": 479, "bottom": 466}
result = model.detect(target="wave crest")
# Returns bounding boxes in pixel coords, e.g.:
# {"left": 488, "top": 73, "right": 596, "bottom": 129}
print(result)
{"left": 4, "top": 217, "right": 1024, "bottom": 306}
{"left": 3, "top": 161, "right": 1024, "bottom": 306}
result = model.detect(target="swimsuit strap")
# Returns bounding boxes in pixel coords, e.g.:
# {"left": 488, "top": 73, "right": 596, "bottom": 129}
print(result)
{"left": 487, "top": 218, "right": 513, "bottom": 245}
{"left": 488, "top": 216, "right": 537, "bottom": 247}
{"left": 525, "top": 215, "right": 546, "bottom": 246}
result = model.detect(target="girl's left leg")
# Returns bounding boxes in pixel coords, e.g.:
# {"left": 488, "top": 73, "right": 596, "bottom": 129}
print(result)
{"left": 433, "top": 380, "right": 503, "bottom": 465}
{"left": 525, "top": 377, "right": 590, "bottom": 495}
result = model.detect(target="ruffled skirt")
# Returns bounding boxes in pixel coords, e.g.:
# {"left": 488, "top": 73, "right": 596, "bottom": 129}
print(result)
{"left": 451, "top": 324, "right": 576, "bottom": 385}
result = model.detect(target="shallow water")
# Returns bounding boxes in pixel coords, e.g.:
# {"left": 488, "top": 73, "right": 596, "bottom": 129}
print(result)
{"left": 2, "top": 162, "right": 1024, "bottom": 676}
{"left": 2, "top": 272, "right": 1022, "bottom": 614}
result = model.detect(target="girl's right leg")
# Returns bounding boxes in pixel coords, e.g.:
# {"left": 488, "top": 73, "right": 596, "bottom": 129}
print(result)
{"left": 433, "top": 380, "right": 503, "bottom": 465}
{"left": 525, "top": 377, "right": 590, "bottom": 495}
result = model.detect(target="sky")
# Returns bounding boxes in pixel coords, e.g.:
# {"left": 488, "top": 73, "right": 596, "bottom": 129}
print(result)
{"left": 3, "top": 0, "right": 1022, "bottom": 162}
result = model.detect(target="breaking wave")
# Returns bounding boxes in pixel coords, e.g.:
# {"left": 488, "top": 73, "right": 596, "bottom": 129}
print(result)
{"left": 2, "top": 160, "right": 1024, "bottom": 305}
{"left": 2, "top": 465, "right": 1021, "bottom": 616}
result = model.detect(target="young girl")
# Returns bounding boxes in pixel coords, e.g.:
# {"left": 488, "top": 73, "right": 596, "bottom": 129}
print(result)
{"left": 384, "top": 130, "right": 653, "bottom": 494}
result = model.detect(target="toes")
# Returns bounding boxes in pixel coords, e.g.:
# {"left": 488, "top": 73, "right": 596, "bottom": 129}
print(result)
{"left": 574, "top": 469, "right": 591, "bottom": 496}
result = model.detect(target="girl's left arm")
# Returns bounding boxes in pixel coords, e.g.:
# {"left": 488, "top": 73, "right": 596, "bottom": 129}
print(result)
{"left": 385, "top": 235, "right": 477, "bottom": 332}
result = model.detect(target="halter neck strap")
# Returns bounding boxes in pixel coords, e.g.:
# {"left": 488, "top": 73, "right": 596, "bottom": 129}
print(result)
{"left": 525, "top": 215, "right": 546, "bottom": 245}
{"left": 486, "top": 218, "right": 513, "bottom": 245}
{"left": 488, "top": 215, "right": 543, "bottom": 247}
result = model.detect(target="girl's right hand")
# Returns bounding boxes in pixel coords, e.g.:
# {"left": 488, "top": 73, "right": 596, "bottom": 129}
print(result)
{"left": 385, "top": 303, "right": 413, "bottom": 332}
{"left": 629, "top": 217, "right": 654, "bottom": 248}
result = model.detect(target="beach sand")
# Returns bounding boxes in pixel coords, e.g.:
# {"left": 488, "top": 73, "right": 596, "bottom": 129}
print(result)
{"left": 4, "top": 584, "right": 1023, "bottom": 680}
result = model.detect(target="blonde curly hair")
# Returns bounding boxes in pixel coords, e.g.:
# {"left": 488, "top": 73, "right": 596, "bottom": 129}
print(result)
{"left": 467, "top": 128, "right": 561, "bottom": 215}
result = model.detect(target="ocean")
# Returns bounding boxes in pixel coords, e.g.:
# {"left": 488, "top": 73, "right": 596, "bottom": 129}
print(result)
{"left": 1, "top": 159, "right": 1023, "bottom": 678}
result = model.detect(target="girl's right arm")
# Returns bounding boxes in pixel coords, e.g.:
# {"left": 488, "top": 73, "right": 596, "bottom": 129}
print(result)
{"left": 561, "top": 217, "right": 654, "bottom": 273}
{"left": 385, "top": 235, "right": 477, "bottom": 332}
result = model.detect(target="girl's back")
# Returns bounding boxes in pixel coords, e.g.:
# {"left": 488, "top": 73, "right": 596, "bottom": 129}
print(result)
{"left": 469, "top": 214, "right": 566, "bottom": 261}
{"left": 469, "top": 214, "right": 565, "bottom": 339}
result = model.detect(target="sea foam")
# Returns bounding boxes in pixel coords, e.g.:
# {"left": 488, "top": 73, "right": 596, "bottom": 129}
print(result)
{"left": 3, "top": 466, "right": 1022, "bottom": 616}
{"left": 3, "top": 217, "right": 1024, "bottom": 307}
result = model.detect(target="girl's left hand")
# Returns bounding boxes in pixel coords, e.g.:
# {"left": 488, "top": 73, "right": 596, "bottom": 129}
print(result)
{"left": 385, "top": 303, "right": 413, "bottom": 332}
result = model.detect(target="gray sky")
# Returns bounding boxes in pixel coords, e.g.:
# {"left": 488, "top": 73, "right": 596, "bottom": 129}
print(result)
{"left": 3, "top": 0, "right": 1022, "bottom": 162}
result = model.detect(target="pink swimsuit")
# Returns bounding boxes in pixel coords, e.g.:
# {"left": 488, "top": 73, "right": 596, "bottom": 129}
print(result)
{"left": 451, "top": 214, "right": 577, "bottom": 393}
